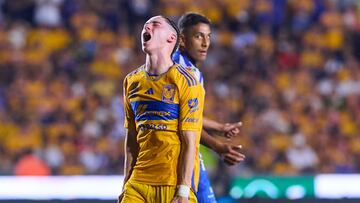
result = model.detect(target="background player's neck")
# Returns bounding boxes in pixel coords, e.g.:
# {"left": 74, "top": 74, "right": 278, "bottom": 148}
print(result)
{"left": 145, "top": 52, "right": 174, "bottom": 75}
{"left": 180, "top": 49, "right": 197, "bottom": 66}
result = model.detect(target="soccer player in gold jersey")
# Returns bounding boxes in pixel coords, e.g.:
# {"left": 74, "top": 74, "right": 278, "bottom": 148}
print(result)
{"left": 120, "top": 15, "right": 204, "bottom": 203}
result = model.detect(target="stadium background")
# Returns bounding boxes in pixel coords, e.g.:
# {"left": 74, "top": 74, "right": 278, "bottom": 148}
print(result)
{"left": 1, "top": 0, "right": 360, "bottom": 202}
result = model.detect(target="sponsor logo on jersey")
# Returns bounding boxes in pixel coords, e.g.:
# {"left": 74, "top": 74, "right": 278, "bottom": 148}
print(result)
{"left": 188, "top": 98, "right": 199, "bottom": 112}
{"left": 136, "top": 104, "right": 170, "bottom": 117}
{"left": 184, "top": 118, "right": 199, "bottom": 123}
{"left": 139, "top": 123, "right": 168, "bottom": 131}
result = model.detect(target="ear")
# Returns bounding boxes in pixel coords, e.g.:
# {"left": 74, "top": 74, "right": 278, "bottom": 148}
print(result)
{"left": 179, "top": 33, "right": 185, "bottom": 47}
{"left": 167, "top": 33, "right": 177, "bottom": 43}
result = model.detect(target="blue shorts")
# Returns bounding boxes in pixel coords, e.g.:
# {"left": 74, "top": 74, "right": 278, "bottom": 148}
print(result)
{"left": 196, "top": 155, "right": 217, "bottom": 203}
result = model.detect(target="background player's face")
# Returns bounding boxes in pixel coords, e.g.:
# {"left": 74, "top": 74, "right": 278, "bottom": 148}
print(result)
{"left": 181, "top": 23, "right": 211, "bottom": 62}
{"left": 141, "top": 16, "right": 175, "bottom": 54}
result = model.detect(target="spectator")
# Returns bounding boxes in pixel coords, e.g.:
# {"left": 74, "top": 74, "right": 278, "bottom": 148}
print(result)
{"left": 14, "top": 149, "right": 50, "bottom": 176}
{"left": 286, "top": 133, "right": 318, "bottom": 173}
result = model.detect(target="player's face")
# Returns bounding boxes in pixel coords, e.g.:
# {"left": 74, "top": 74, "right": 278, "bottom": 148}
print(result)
{"left": 141, "top": 16, "right": 173, "bottom": 54}
{"left": 182, "top": 23, "right": 211, "bottom": 62}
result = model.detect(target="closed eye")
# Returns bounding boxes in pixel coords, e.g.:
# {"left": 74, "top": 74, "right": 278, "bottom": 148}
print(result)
{"left": 152, "top": 21, "right": 161, "bottom": 26}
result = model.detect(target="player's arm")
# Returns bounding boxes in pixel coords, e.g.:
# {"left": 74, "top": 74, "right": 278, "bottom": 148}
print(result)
{"left": 118, "top": 126, "right": 138, "bottom": 203}
{"left": 200, "top": 129, "right": 245, "bottom": 165}
{"left": 172, "top": 68, "right": 204, "bottom": 203}
{"left": 203, "top": 117, "right": 224, "bottom": 131}
{"left": 200, "top": 128, "right": 222, "bottom": 150}
{"left": 203, "top": 117, "right": 242, "bottom": 138}
{"left": 123, "top": 126, "right": 139, "bottom": 185}
{"left": 119, "top": 78, "right": 139, "bottom": 202}
{"left": 171, "top": 131, "right": 198, "bottom": 203}
{"left": 178, "top": 130, "right": 197, "bottom": 186}
{"left": 172, "top": 131, "right": 197, "bottom": 203}
{"left": 172, "top": 130, "right": 198, "bottom": 203}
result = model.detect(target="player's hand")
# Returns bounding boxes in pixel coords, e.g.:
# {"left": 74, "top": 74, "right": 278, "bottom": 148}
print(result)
{"left": 171, "top": 196, "right": 189, "bottom": 203}
{"left": 222, "top": 122, "right": 242, "bottom": 138}
{"left": 217, "top": 143, "right": 245, "bottom": 166}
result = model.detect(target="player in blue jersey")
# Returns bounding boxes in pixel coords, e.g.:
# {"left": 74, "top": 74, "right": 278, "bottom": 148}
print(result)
{"left": 173, "top": 13, "right": 246, "bottom": 203}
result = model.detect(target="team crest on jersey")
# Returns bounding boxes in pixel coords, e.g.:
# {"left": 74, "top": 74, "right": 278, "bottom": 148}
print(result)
{"left": 162, "top": 84, "right": 175, "bottom": 103}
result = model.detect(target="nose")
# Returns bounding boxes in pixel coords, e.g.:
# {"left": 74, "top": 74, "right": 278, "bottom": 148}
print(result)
{"left": 201, "top": 37, "right": 209, "bottom": 48}
{"left": 144, "top": 23, "right": 151, "bottom": 32}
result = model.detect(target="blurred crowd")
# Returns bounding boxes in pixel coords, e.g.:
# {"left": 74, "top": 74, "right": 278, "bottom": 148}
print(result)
{"left": 1, "top": 0, "right": 360, "bottom": 195}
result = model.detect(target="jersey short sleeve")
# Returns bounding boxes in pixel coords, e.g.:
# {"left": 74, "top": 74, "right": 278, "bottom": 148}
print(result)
{"left": 123, "top": 77, "right": 136, "bottom": 129}
{"left": 176, "top": 66, "right": 205, "bottom": 131}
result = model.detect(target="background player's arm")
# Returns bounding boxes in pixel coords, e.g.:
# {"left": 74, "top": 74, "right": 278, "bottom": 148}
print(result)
{"left": 200, "top": 129, "right": 245, "bottom": 165}
{"left": 203, "top": 117, "right": 225, "bottom": 131}
{"left": 200, "top": 129, "right": 220, "bottom": 150}
{"left": 203, "top": 117, "right": 242, "bottom": 138}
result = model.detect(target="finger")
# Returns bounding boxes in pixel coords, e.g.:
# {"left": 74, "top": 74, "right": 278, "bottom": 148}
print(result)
{"left": 235, "top": 122, "right": 242, "bottom": 127}
{"left": 223, "top": 154, "right": 245, "bottom": 165}
{"left": 224, "top": 124, "right": 237, "bottom": 131}
{"left": 229, "top": 121, "right": 242, "bottom": 129}
{"left": 232, "top": 128, "right": 240, "bottom": 133}
{"left": 223, "top": 154, "right": 238, "bottom": 165}
{"left": 228, "top": 153, "right": 246, "bottom": 161}
{"left": 224, "top": 133, "right": 233, "bottom": 138}
{"left": 225, "top": 129, "right": 239, "bottom": 138}
{"left": 224, "top": 158, "right": 244, "bottom": 165}
{"left": 222, "top": 144, "right": 240, "bottom": 154}
{"left": 230, "top": 129, "right": 239, "bottom": 136}
{"left": 228, "top": 122, "right": 242, "bottom": 129}
{"left": 225, "top": 123, "right": 241, "bottom": 134}
{"left": 224, "top": 158, "right": 237, "bottom": 166}
{"left": 225, "top": 153, "right": 245, "bottom": 163}
{"left": 231, "top": 145, "right": 242, "bottom": 151}
{"left": 226, "top": 147, "right": 246, "bottom": 158}
{"left": 227, "top": 148, "right": 246, "bottom": 159}
{"left": 225, "top": 131, "right": 236, "bottom": 138}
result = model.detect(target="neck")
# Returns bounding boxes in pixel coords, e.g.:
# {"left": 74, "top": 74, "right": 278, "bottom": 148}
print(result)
{"left": 180, "top": 49, "right": 197, "bottom": 65}
{"left": 145, "top": 51, "right": 174, "bottom": 75}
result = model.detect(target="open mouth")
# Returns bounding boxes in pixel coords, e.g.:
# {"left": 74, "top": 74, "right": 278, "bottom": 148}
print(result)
{"left": 143, "top": 32, "right": 151, "bottom": 42}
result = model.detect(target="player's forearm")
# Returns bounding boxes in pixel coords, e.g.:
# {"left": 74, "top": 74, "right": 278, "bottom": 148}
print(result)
{"left": 203, "top": 117, "right": 224, "bottom": 131}
{"left": 200, "top": 129, "right": 221, "bottom": 152}
{"left": 178, "top": 131, "right": 197, "bottom": 187}
{"left": 123, "top": 150, "right": 136, "bottom": 184}
{"left": 123, "top": 129, "right": 138, "bottom": 186}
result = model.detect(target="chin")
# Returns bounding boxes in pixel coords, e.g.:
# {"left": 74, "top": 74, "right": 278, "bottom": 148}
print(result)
{"left": 196, "top": 56, "right": 207, "bottom": 62}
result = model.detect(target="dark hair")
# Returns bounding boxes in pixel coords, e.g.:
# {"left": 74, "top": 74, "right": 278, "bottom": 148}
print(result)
{"left": 162, "top": 16, "right": 180, "bottom": 56}
{"left": 178, "top": 12, "right": 211, "bottom": 33}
